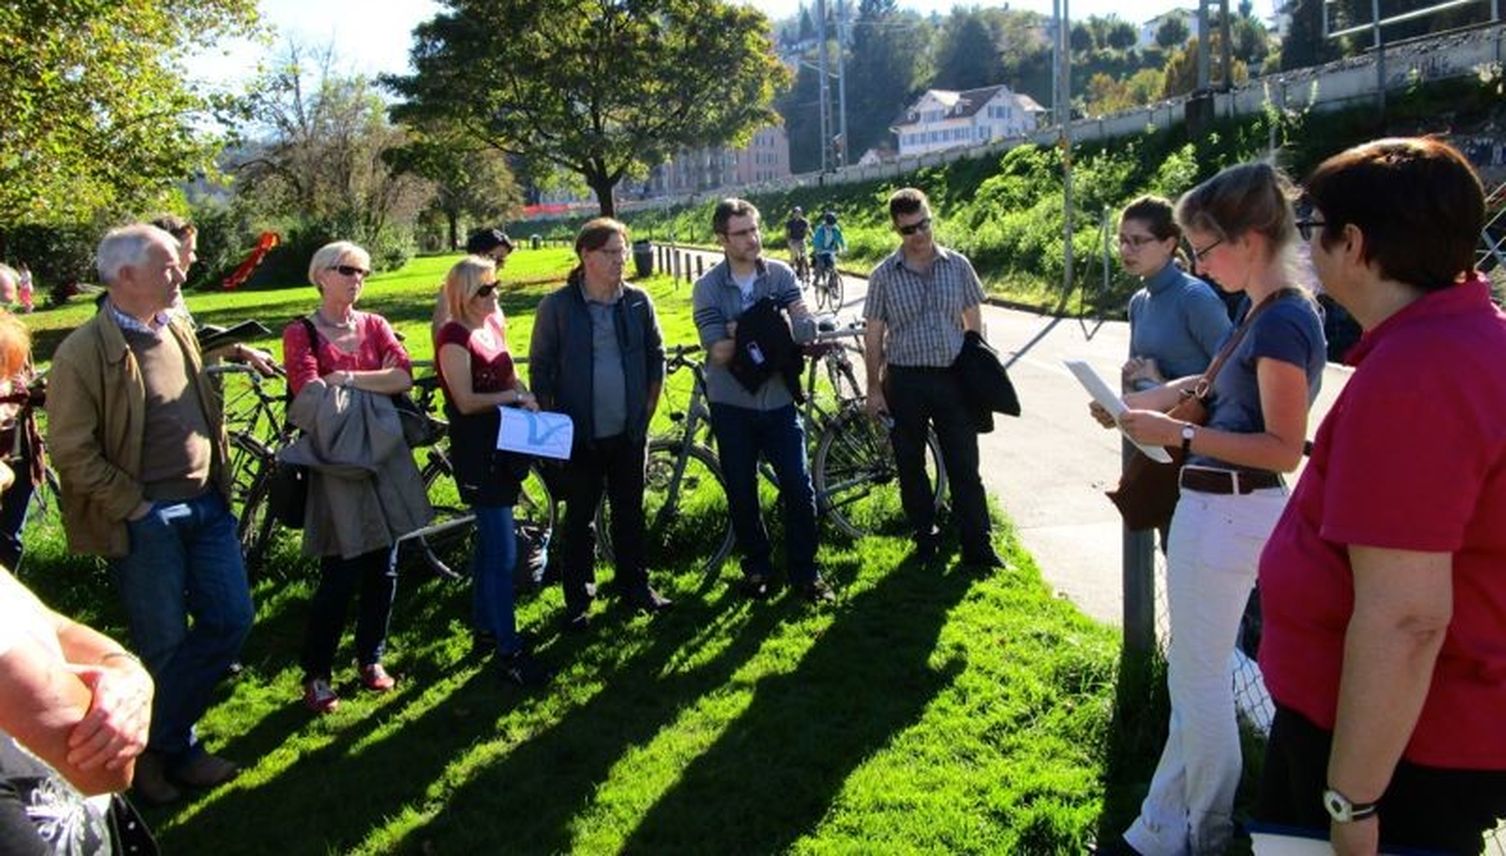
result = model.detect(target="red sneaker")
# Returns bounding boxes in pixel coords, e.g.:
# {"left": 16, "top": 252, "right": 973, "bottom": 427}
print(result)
{"left": 302, "top": 677, "right": 339, "bottom": 714}
{"left": 358, "top": 663, "right": 396, "bottom": 693}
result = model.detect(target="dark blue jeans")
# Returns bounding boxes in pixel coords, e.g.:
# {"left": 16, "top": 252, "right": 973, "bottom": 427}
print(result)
{"left": 708, "top": 402, "right": 818, "bottom": 584}
{"left": 111, "top": 490, "right": 253, "bottom": 760}
{"left": 472, "top": 504, "right": 521, "bottom": 655}
{"left": 301, "top": 546, "right": 397, "bottom": 680}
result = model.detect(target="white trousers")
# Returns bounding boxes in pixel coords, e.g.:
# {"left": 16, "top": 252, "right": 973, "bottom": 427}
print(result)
{"left": 1125, "top": 485, "right": 1288, "bottom": 856}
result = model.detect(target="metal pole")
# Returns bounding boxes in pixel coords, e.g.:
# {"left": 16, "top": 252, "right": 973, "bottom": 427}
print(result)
{"left": 1059, "top": 0, "right": 1074, "bottom": 303}
{"left": 1123, "top": 442, "right": 1158, "bottom": 660}
{"left": 1373, "top": 0, "right": 1386, "bottom": 115}
{"left": 817, "top": 0, "right": 831, "bottom": 174}
{"left": 1219, "top": 0, "right": 1232, "bottom": 89}
{"left": 836, "top": 0, "right": 849, "bottom": 168}
{"left": 1196, "top": 0, "right": 1210, "bottom": 91}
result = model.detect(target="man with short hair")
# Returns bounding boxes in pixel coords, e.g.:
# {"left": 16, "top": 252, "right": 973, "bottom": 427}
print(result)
{"left": 47, "top": 224, "right": 254, "bottom": 804}
{"left": 863, "top": 188, "right": 1002, "bottom": 569}
{"left": 693, "top": 198, "right": 834, "bottom": 602}
{"left": 784, "top": 206, "right": 810, "bottom": 275}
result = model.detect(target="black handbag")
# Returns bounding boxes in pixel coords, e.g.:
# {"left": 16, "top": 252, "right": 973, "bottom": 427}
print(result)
{"left": 265, "top": 458, "right": 310, "bottom": 529}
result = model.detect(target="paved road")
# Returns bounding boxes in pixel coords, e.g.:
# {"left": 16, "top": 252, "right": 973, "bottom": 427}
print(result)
{"left": 670, "top": 247, "right": 1351, "bottom": 626}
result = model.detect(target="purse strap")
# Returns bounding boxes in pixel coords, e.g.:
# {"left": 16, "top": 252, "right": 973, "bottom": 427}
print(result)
{"left": 1191, "top": 287, "right": 1298, "bottom": 400}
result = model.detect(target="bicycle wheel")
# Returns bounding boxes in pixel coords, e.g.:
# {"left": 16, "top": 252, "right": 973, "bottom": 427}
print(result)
{"left": 814, "top": 407, "right": 947, "bottom": 540}
{"left": 597, "top": 440, "right": 734, "bottom": 583}
{"left": 238, "top": 467, "right": 281, "bottom": 582}
{"left": 826, "top": 268, "right": 844, "bottom": 310}
{"left": 413, "top": 450, "right": 475, "bottom": 579}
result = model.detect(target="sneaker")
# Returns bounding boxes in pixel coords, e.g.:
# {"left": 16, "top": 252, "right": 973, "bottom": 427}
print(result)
{"left": 740, "top": 574, "right": 774, "bottom": 600}
{"left": 913, "top": 528, "right": 941, "bottom": 562}
{"left": 960, "top": 550, "right": 1008, "bottom": 573}
{"left": 132, "top": 751, "right": 182, "bottom": 805}
{"left": 303, "top": 677, "right": 340, "bottom": 714}
{"left": 358, "top": 663, "right": 397, "bottom": 693}
{"left": 797, "top": 577, "right": 836, "bottom": 604}
{"left": 171, "top": 752, "right": 239, "bottom": 789}
{"left": 626, "top": 586, "right": 673, "bottom": 613}
{"left": 497, "top": 650, "right": 552, "bottom": 687}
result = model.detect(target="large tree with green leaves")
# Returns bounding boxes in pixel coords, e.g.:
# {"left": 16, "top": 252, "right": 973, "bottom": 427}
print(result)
{"left": 930, "top": 9, "right": 1003, "bottom": 92}
{"left": 0, "top": 0, "right": 260, "bottom": 229}
{"left": 385, "top": 126, "right": 521, "bottom": 250}
{"left": 845, "top": 0, "right": 927, "bottom": 160}
{"left": 384, "top": 0, "right": 789, "bottom": 217}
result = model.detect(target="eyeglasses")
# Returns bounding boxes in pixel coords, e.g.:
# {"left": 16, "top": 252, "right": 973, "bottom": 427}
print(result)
{"left": 897, "top": 217, "right": 931, "bottom": 236}
{"left": 1190, "top": 237, "right": 1223, "bottom": 263}
{"left": 1295, "top": 218, "right": 1327, "bottom": 241}
{"left": 1117, "top": 234, "right": 1159, "bottom": 249}
{"left": 474, "top": 283, "right": 498, "bottom": 298}
{"left": 592, "top": 245, "right": 628, "bottom": 258}
{"left": 330, "top": 264, "right": 371, "bottom": 278}
{"left": 723, "top": 226, "right": 760, "bottom": 240}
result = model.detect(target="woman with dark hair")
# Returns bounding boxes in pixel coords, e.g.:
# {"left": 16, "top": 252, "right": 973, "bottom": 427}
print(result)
{"left": 1096, "top": 163, "right": 1326, "bottom": 855}
{"left": 281, "top": 241, "right": 430, "bottom": 714}
{"left": 1117, "top": 195, "right": 1231, "bottom": 393}
{"left": 529, "top": 218, "right": 669, "bottom": 633}
{"left": 1256, "top": 138, "right": 1506, "bottom": 854}
{"left": 435, "top": 255, "right": 549, "bottom": 686}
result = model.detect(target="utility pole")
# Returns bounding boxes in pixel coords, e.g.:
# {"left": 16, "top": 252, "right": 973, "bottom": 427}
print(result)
{"left": 816, "top": 0, "right": 832, "bottom": 173}
{"left": 836, "top": 0, "right": 849, "bottom": 168}
{"left": 1219, "top": 0, "right": 1233, "bottom": 89}
{"left": 1196, "top": 0, "right": 1210, "bottom": 90}
{"left": 1372, "top": 0, "right": 1386, "bottom": 115}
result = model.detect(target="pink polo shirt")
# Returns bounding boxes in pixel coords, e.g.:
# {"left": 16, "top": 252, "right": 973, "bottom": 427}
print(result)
{"left": 282, "top": 311, "right": 412, "bottom": 396}
{"left": 1258, "top": 275, "right": 1506, "bottom": 769}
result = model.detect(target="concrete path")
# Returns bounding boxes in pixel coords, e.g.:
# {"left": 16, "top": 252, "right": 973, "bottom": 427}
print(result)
{"left": 669, "top": 247, "right": 1351, "bottom": 626}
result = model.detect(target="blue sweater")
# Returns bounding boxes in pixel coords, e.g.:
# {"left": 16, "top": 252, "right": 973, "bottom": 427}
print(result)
{"left": 1126, "top": 262, "right": 1232, "bottom": 389}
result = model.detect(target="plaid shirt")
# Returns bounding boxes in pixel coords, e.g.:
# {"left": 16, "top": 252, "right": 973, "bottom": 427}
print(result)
{"left": 863, "top": 244, "right": 984, "bottom": 368}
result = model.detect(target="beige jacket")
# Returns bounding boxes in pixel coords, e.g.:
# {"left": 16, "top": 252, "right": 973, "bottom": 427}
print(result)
{"left": 280, "top": 381, "right": 432, "bottom": 560}
{"left": 47, "top": 310, "right": 231, "bottom": 558}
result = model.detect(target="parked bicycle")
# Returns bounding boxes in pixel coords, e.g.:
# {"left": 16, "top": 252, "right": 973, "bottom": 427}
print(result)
{"left": 598, "top": 327, "right": 946, "bottom": 583}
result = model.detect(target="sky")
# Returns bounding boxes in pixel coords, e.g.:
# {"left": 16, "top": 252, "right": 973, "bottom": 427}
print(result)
{"left": 188, "top": 0, "right": 1280, "bottom": 88}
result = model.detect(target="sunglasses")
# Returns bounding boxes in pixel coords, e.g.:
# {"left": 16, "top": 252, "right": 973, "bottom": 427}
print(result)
{"left": 897, "top": 217, "right": 931, "bottom": 236}
{"left": 474, "top": 283, "right": 498, "bottom": 298}
{"left": 1295, "top": 217, "right": 1327, "bottom": 241}
{"left": 1190, "top": 237, "right": 1223, "bottom": 263}
{"left": 330, "top": 264, "right": 371, "bottom": 278}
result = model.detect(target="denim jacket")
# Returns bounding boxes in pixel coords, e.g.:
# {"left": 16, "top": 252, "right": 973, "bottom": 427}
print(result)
{"left": 528, "top": 277, "right": 665, "bottom": 447}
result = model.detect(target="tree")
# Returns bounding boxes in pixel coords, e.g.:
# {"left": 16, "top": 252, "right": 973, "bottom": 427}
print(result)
{"left": 1155, "top": 15, "right": 1190, "bottom": 49}
{"left": 0, "top": 0, "right": 260, "bottom": 229}
{"left": 1069, "top": 23, "right": 1095, "bottom": 54}
{"left": 236, "top": 44, "right": 433, "bottom": 252}
{"left": 931, "top": 9, "right": 1003, "bottom": 91}
{"left": 1279, "top": 0, "right": 1337, "bottom": 70}
{"left": 799, "top": 3, "right": 815, "bottom": 41}
{"left": 1107, "top": 21, "right": 1139, "bottom": 51}
{"left": 384, "top": 0, "right": 789, "bottom": 217}
{"left": 844, "top": 0, "right": 927, "bottom": 160}
{"left": 1232, "top": 16, "right": 1269, "bottom": 65}
{"left": 1161, "top": 36, "right": 1249, "bottom": 97}
{"left": 385, "top": 126, "right": 521, "bottom": 250}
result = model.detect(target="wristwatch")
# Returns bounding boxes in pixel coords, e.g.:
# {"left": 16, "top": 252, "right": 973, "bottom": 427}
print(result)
{"left": 1323, "top": 787, "right": 1378, "bottom": 823}
{"left": 1179, "top": 423, "right": 1196, "bottom": 456}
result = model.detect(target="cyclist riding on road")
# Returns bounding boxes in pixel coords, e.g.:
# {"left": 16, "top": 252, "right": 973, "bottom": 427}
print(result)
{"left": 785, "top": 206, "right": 811, "bottom": 271}
{"left": 811, "top": 210, "right": 846, "bottom": 278}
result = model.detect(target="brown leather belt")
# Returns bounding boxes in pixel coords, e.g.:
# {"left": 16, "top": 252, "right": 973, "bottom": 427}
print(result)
{"left": 1180, "top": 466, "right": 1283, "bottom": 495}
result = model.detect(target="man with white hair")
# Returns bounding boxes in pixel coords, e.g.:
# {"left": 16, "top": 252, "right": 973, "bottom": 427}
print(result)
{"left": 47, "top": 224, "right": 253, "bottom": 805}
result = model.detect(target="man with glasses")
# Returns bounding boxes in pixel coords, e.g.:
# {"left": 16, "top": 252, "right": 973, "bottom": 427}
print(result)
{"left": 863, "top": 187, "right": 1002, "bottom": 570}
{"left": 692, "top": 198, "right": 834, "bottom": 603}
{"left": 47, "top": 224, "right": 254, "bottom": 803}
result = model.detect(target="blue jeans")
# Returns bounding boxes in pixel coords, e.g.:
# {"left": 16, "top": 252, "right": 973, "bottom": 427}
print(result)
{"left": 473, "top": 504, "right": 521, "bottom": 655}
{"left": 111, "top": 491, "right": 254, "bottom": 760}
{"left": 708, "top": 403, "right": 818, "bottom": 584}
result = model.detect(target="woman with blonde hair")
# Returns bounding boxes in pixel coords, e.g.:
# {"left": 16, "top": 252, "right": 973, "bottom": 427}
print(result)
{"left": 281, "top": 241, "right": 429, "bottom": 713}
{"left": 1095, "top": 163, "right": 1326, "bottom": 855}
{"left": 434, "top": 255, "right": 549, "bottom": 686}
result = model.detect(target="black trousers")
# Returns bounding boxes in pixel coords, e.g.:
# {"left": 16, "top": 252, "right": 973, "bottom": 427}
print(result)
{"left": 561, "top": 433, "right": 647, "bottom": 613}
{"left": 1257, "top": 704, "right": 1506, "bottom": 854}
{"left": 885, "top": 365, "right": 991, "bottom": 557}
{"left": 301, "top": 547, "right": 397, "bottom": 680}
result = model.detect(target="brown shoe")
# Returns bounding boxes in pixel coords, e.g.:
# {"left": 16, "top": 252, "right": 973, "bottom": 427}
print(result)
{"left": 171, "top": 752, "right": 239, "bottom": 790}
{"left": 132, "top": 751, "right": 181, "bottom": 805}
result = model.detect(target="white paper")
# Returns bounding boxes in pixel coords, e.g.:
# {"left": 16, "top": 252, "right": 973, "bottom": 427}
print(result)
{"left": 1064, "top": 360, "right": 1174, "bottom": 464}
{"left": 496, "top": 408, "right": 574, "bottom": 460}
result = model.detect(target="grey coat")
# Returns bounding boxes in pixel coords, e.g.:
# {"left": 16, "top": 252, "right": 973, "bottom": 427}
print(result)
{"left": 280, "top": 382, "right": 432, "bottom": 559}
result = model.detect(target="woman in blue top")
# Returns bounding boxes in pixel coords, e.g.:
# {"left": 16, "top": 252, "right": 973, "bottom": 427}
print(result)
{"left": 1118, "top": 196, "right": 1232, "bottom": 393}
{"left": 1099, "top": 163, "right": 1327, "bottom": 856}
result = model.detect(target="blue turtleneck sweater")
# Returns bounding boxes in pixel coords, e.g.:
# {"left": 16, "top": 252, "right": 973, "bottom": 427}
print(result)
{"left": 1126, "top": 262, "right": 1232, "bottom": 390}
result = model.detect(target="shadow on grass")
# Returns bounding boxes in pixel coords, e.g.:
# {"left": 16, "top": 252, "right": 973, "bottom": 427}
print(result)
{"left": 1094, "top": 645, "right": 1169, "bottom": 846}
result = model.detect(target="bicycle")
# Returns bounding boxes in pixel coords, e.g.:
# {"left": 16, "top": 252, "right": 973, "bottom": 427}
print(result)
{"left": 207, "top": 364, "right": 299, "bottom": 579}
{"left": 597, "top": 331, "right": 946, "bottom": 582}
{"left": 789, "top": 240, "right": 812, "bottom": 290}
{"left": 811, "top": 251, "right": 843, "bottom": 312}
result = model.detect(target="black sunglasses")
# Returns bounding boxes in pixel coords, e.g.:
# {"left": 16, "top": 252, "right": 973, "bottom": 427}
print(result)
{"left": 474, "top": 283, "right": 498, "bottom": 298}
{"left": 330, "top": 264, "right": 370, "bottom": 278}
{"left": 897, "top": 217, "right": 931, "bottom": 236}
{"left": 1295, "top": 218, "right": 1327, "bottom": 241}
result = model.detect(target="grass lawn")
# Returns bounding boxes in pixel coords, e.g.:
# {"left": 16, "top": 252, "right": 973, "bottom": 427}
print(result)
{"left": 16, "top": 249, "right": 1147, "bottom": 854}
